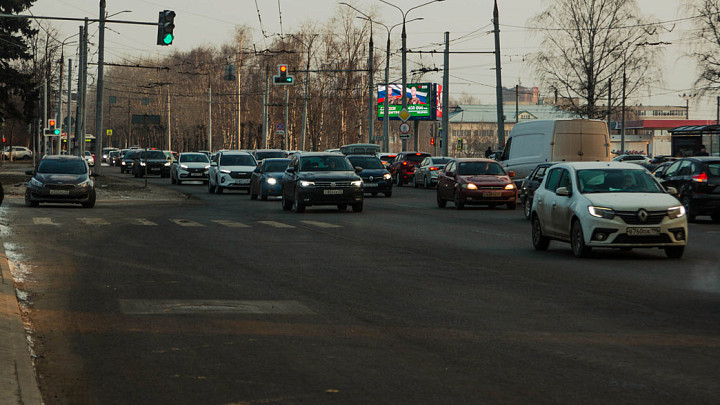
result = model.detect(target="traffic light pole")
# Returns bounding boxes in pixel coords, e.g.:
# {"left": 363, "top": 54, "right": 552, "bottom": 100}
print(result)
{"left": 94, "top": 0, "right": 106, "bottom": 174}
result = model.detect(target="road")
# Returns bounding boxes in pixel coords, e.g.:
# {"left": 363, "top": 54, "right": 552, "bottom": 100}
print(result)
{"left": 3, "top": 167, "right": 720, "bottom": 404}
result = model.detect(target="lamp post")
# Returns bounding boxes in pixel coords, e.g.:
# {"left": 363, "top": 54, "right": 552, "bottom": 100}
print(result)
{"left": 679, "top": 93, "right": 696, "bottom": 120}
{"left": 380, "top": 0, "right": 444, "bottom": 151}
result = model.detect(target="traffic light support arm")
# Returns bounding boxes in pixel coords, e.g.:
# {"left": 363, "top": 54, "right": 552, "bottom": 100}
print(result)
{"left": 0, "top": 14, "right": 159, "bottom": 26}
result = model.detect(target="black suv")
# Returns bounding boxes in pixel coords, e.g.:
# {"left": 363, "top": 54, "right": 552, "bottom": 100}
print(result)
{"left": 132, "top": 149, "right": 171, "bottom": 178}
{"left": 347, "top": 155, "right": 392, "bottom": 197}
{"left": 120, "top": 149, "right": 140, "bottom": 174}
{"left": 657, "top": 156, "right": 720, "bottom": 222}
{"left": 281, "top": 152, "right": 364, "bottom": 212}
{"left": 519, "top": 163, "right": 555, "bottom": 219}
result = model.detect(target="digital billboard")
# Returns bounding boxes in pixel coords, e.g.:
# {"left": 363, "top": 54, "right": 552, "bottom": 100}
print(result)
{"left": 377, "top": 83, "right": 437, "bottom": 120}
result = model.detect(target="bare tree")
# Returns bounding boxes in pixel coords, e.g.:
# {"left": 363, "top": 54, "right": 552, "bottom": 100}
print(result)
{"left": 683, "top": 0, "right": 720, "bottom": 93}
{"left": 528, "top": 0, "right": 662, "bottom": 119}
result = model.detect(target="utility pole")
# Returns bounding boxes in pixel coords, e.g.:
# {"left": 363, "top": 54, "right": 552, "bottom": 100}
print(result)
{"left": 166, "top": 86, "right": 171, "bottom": 150}
{"left": 262, "top": 69, "right": 268, "bottom": 149}
{"left": 79, "top": 18, "right": 89, "bottom": 157}
{"left": 94, "top": 0, "right": 106, "bottom": 173}
{"left": 208, "top": 84, "right": 212, "bottom": 152}
{"left": 65, "top": 59, "right": 72, "bottom": 156}
{"left": 442, "top": 31, "right": 449, "bottom": 157}
{"left": 367, "top": 29, "right": 374, "bottom": 144}
{"left": 493, "top": 0, "right": 505, "bottom": 149}
{"left": 73, "top": 24, "right": 83, "bottom": 156}
{"left": 284, "top": 87, "right": 289, "bottom": 149}
{"left": 236, "top": 54, "right": 241, "bottom": 149}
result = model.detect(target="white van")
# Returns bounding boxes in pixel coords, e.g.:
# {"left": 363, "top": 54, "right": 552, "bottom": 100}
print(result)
{"left": 498, "top": 119, "right": 611, "bottom": 179}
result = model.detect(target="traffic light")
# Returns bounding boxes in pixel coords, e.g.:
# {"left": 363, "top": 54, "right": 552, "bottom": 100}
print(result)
{"left": 48, "top": 119, "right": 60, "bottom": 135}
{"left": 430, "top": 137, "right": 435, "bottom": 146}
{"left": 157, "top": 10, "right": 176, "bottom": 46}
{"left": 273, "top": 64, "right": 294, "bottom": 85}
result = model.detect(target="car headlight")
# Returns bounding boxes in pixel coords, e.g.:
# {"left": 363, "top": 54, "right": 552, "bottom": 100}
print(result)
{"left": 667, "top": 205, "right": 686, "bottom": 219}
{"left": 383, "top": 173, "right": 391, "bottom": 180}
{"left": 29, "top": 177, "right": 43, "bottom": 187}
{"left": 180, "top": 164, "right": 189, "bottom": 169}
{"left": 77, "top": 179, "right": 93, "bottom": 188}
{"left": 266, "top": 178, "right": 277, "bottom": 185}
{"left": 220, "top": 169, "right": 231, "bottom": 174}
{"left": 140, "top": 162, "right": 146, "bottom": 166}
{"left": 299, "top": 180, "right": 315, "bottom": 187}
{"left": 351, "top": 180, "right": 363, "bottom": 187}
{"left": 121, "top": 161, "right": 126, "bottom": 166}
{"left": 164, "top": 161, "right": 172, "bottom": 166}
{"left": 461, "top": 183, "right": 478, "bottom": 190}
{"left": 588, "top": 206, "right": 615, "bottom": 219}
{"left": 505, "top": 183, "right": 515, "bottom": 190}
{"left": 205, "top": 165, "right": 210, "bottom": 170}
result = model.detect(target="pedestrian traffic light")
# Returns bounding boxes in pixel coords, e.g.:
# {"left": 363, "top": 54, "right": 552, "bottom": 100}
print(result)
{"left": 457, "top": 138, "right": 463, "bottom": 150}
{"left": 430, "top": 137, "right": 435, "bottom": 146}
{"left": 273, "top": 64, "right": 294, "bottom": 85}
{"left": 157, "top": 10, "right": 176, "bottom": 46}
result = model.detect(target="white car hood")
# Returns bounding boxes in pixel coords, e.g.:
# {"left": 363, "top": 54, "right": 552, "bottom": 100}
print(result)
{"left": 181, "top": 162, "right": 209, "bottom": 169}
{"left": 583, "top": 192, "right": 680, "bottom": 211}
{"left": 219, "top": 165, "right": 255, "bottom": 172}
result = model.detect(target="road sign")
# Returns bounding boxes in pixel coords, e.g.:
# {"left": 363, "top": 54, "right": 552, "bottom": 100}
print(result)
{"left": 399, "top": 122, "right": 410, "bottom": 134}
{"left": 276, "top": 122, "right": 285, "bottom": 131}
{"left": 398, "top": 108, "right": 411, "bottom": 122}
{"left": 107, "top": 129, "right": 113, "bottom": 136}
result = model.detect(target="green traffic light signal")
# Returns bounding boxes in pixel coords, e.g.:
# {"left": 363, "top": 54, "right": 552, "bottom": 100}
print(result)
{"left": 163, "top": 33, "right": 173, "bottom": 45}
{"left": 53, "top": 129, "right": 60, "bottom": 135}
{"left": 157, "top": 10, "right": 175, "bottom": 46}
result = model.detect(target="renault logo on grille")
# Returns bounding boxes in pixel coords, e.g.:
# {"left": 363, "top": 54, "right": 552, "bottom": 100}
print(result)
{"left": 637, "top": 209, "right": 648, "bottom": 223}
{"left": 330, "top": 182, "right": 336, "bottom": 188}
{"left": 369, "top": 176, "right": 374, "bottom": 181}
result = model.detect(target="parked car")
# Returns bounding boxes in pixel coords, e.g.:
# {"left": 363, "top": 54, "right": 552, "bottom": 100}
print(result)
{"left": 2, "top": 146, "right": 33, "bottom": 160}
{"left": 208, "top": 150, "right": 257, "bottom": 194}
{"left": 436, "top": 158, "right": 517, "bottom": 210}
{"left": 656, "top": 156, "right": 720, "bottom": 222}
{"left": 24, "top": 155, "right": 96, "bottom": 208}
{"left": 83, "top": 151, "right": 95, "bottom": 166}
{"left": 171, "top": 152, "right": 210, "bottom": 185}
{"left": 346, "top": 155, "right": 392, "bottom": 197}
{"left": 252, "top": 149, "right": 287, "bottom": 162}
{"left": 132, "top": 149, "right": 171, "bottom": 178}
{"left": 531, "top": 162, "right": 687, "bottom": 258}
{"left": 281, "top": 152, "right": 364, "bottom": 212}
{"left": 120, "top": 149, "right": 141, "bottom": 174}
{"left": 519, "top": 162, "right": 556, "bottom": 219}
{"left": 412, "top": 156, "right": 453, "bottom": 188}
{"left": 388, "top": 151, "right": 431, "bottom": 186}
{"left": 250, "top": 158, "right": 291, "bottom": 200}
{"left": 612, "top": 154, "right": 652, "bottom": 164}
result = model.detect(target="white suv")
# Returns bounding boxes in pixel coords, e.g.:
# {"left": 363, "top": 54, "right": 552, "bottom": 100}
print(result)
{"left": 207, "top": 150, "right": 257, "bottom": 194}
{"left": 3, "top": 146, "right": 33, "bottom": 160}
{"left": 531, "top": 162, "right": 687, "bottom": 258}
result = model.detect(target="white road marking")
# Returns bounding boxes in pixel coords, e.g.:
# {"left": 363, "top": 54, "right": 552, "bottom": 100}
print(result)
{"left": 169, "top": 219, "right": 205, "bottom": 227}
{"left": 301, "top": 220, "right": 342, "bottom": 228}
{"left": 78, "top": 218, "right": 110, "bottom": 225}
{"left": 212, "top": 220, "right": 251, "bottom": 228}
{"left": 258, "top": 221, "right": 295, "bottom": 228}
{"left": 127, "top": 218, "right": 158, "bottom": 226}
{"left": 33, "top": 218, "right": 58, "bottom": 225}
{"left": 119, "top": 300, "right": 315, "bottom": 315}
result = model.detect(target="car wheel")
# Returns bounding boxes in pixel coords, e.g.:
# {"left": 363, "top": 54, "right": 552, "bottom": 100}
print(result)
{"left": 507, "top": 201, "right": 516, "bottom": 210}
{"left": 454, "top": 191, "right": 464, "bottom": 210}
{"left": 571, "top": 220, "right": 591, "bottom": 258}
{"left": 176, "top": 178, "right": 182, "bottom": 185}
{"left": 396, "top": 174, "right": 403, "bottom": 187}
{"left": 208, "top": 179, "right": 215, "bottom": 193}
{"left": 261, "top": 194, "right": 268, "bottom": 201}
{"left": 384, "top": 191, "right": 392, "bottom": 198}
{"left": 215, "top": 177, "right": 223, "bottom": 194}
{"left": 337, "top": 203, "right": 347, "bottom": 211}
{"left": 24, "top": 190, "right": 38, "bottom": 207}
{"left": 371, "top": 192, "right": 378, "bottom": 197}
{"left": 413, "top": 176, "right": 419, "bottom": 188}
{"left": 664, "top": 246, "right": 685, "bottom": 259}
{"left": 523, "top": 198, "right": 532, "bottom": 220}
{"left": 171, "top": 174, "right": 176, "bottom": 185}
{"left": 352, "top": 201, "right": 363, "bottom": 212}
{"left": 292, "top": 192, "right": 305, "bottom": 213}
{"left": 81, "top": 190, "right": 96, "bottom": 208}
{"left": 437, "top": 190, "right": 447, "bottom": 208}
{"left": 425, "top": 176, "right": 430, "bottom": 188}
{"left": 281, "top": 190, "right": 292, "bottom": 211}
{"left": 250, "top": 187, "right": 258, "bottom": 200}
{"left": 531, "top": 215, "right": 550, "bottom": 251}
{"left": 712, "top": 210, "right": 720, "bottom": 223}
{"left": 682, "top": 195, "right": 696, "bottom": 222}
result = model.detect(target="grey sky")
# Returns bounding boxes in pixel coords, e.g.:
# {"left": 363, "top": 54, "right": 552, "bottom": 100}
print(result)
{"left": 28, "top": 0, "right": 710, "bottom": 118}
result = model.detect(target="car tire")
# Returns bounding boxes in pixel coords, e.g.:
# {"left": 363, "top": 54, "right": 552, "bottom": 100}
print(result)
{"left": 531, "top": 215, "right": 550, "bottom": 251}
{"left": 371, "top": 192, "right": 378, "bottom": 197}
{"left": 454, "top": 191, "right": 464, "bottom": 210}
{"left": 711, "top": 210, "right": 720, "bottom": 223}
{"left": 281, "top": 190, "right": 292, "bottom": 211}
{"left": 24, "top": 190, "right": 38, "bottom": 207}
{"left": 425, "top": 176, "right": 430, "bottom": 188}
{"left": 208, "top": 179, "right": 216, "bottom": 193}
{"left": 176, "top": 178, "right": 182, "bottom": 185}
{"left": 437, "top": 191, "right": 446, "bottom": 208}
{"left": 337, "top": 203, "right": 347, "bottom": 211}
{"left": 385, "top": 191, "right": 392, "bottom": 198}
{"left": 571, "top": 220, "right": 591, "bottom": 258}
{"left": 250, "top": 188, "right": 258, "bottom": 200}
{"left": 682, "top": 195, "right": 696, "bottom": 223}
{"left": 396, "top": 174, "right": 403, "bottom": 187}
{"left": 664, "top": 246, "right": 685, "bottom": 259}
{"left": 413, "top": 176, "right": 419, "bottom": 188}
{"left": 292, "top": 192, "right": 305, "bottom": 213}
{"left": 507, "top": 202, "right": 516, "bottom": 210}
{"left": 261, "top": 194, "right": 268, "bottom": 201}
{"left": 352, "top": 202, "right": 363, "bottom": 212}
{"left": 171, "top": 174, "right": 176, "bottom": 185}
{"left": 523, "top": 198, "right": 532, "bottom": 219}
{"left": 81, "top": 190, "right": 96, "bottom": 208}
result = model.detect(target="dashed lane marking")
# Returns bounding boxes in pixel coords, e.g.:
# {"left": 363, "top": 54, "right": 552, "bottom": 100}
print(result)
{"left": 119, "top": 299, "right": 315, "bottom": 315}
{"left": 127, "top": 218, "right": 158, "bottom": 226}
{"left": 300, "top": 220, "right": 342, "bottom": 228}
{"left": 211, "top": 220, "right": 251, "bottom": 228}
{"left": 169, "top": 219, "right": 205, "bottom": 227}
{"left": 258, "top": 221, "right": 295, "bottom": 229}
{"left": 78, "top": 218, "right": 110, "bottom": 225}
{"left": 33, "top": 217, "right": 58, "bottom": 226}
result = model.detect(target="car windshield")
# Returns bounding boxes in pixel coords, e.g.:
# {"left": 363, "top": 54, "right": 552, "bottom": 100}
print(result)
{"left": 457, "top": 161, "right": 505, "bottom": 175}
{"left": 300, "top": 156, "right": 353, "bottom": 171}
{"left": 37, "top": 159, "right": 87, "bottom": 174}
{"left": 577, "top": 169, "right": 665, "bottom": 193}
{"left": 347, "top": 157, "right": 384, "bottom": 169}
{"left": 138, "top": 151, "right": 166, "bottom": 160}
{"left": 180, "top": 154, "right": 210, "bottom": 163}
{"left": 220, "top": 154, "right": 255, "bottom": 166}
{"left": 256, "top": 151, "right": 285, "bottom": 160}
{"left": 405, "top": 154, "right": 427, "bottom": 163}
{"left": 263, "top": 160, "right": 290, "bottom": 172}
{"left": 430, "top": 158, "right": 452, "bottom": 165}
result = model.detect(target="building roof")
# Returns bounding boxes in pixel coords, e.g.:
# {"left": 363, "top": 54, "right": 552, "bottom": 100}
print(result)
{"left": 611, "top": 120, "right": 718, "bottom": 130}
{"left": 448, "top": 105, "right": 579, "bottom": 123}
{"left": 667, "top": 124, "right": 720, "bottom": 135}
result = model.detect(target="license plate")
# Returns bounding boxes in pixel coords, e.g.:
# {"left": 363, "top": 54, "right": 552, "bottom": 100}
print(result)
{"left": 236, "top": 179, "right": 250, "bottom": 184}
{"left": 482, "top": 192, "right": 501, "bottom": 197}
{"left": 324, "top": 189, "right": 343, "bottom": 195}
{"left": 364, "top": 183, "right": 378, "bottom": 187}
{"left": 627, "top": 227, "right": 660, "bottom": 236}
{"left": 49, "top": 189, "right": 70, "bottom": 195}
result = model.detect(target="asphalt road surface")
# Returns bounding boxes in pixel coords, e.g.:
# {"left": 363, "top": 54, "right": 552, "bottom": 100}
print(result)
{"left": 3, "top": 167, "right": 720, "bottom": 404}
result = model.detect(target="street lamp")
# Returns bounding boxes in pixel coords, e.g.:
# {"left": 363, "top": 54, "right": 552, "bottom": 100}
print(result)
{"left": 380, "top": 0, "right": 444, "bottom": 151}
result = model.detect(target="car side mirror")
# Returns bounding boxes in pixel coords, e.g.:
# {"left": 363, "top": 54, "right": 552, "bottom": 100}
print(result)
{"left": 556, "top": 186, "right": 570, "bottom": 196}
{"left": 666, "top": 186, "right": 678, "bottom": 195}
{"left": 355, "top": 166, "right": 363, "bottom": 173}
{"left": 25, "top": 169, "right": 34, "bottom": 175}
{"left": 508, "top": 171, "right": 516, "bottom": 178}
{"left": 286, "top": 166, "right": 296, "bottom": 173}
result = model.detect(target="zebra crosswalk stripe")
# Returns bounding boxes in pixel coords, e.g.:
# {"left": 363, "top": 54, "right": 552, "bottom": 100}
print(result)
{"left": 211, "top": 220, "right": 251, "bottom": 228}
{"left": 78, "top": 218, "right": 110, "bottom": 225}
{"left": 33, "top": 218, "right": 58, "bottom": 226}
{"left": 257, "top": 221, "right": 295, "bottom": 229}
{"left": 169, "top": 219, "right": 205, "bottom": 227}
{"left": 127, "top": 218, "right": 158, "bottom": 226}
{"left": 300, "top": 220, "right": 342, "bottom": 228}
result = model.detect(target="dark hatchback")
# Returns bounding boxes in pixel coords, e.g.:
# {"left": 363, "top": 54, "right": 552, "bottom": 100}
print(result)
{"left": 250, "top": 158, "right": 291, "bottom": 200}
{"left": 120, "top": 149, "right": 141, "bottom": 173}
{"left": 657, "top": 156, "right": 720, "bottom": 222}
{"left": 519, "top": 162, "right": 555, "bottom": 219}
{"left": 388, "top": 151, "right": 431, "bottom": 186}
{"left": 347, "top": 155, "right": 392, "bottom": 197}
{"left": 25, "top": 155, "right": 96, "bottom": 208}
{"left": 133, "top": 149, "right": 171, "bottom": 178}
{"left": 281, "top": 152, "right": 364, "bottom": 212}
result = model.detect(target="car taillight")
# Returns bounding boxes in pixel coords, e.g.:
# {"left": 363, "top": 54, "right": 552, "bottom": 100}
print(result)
{"left": 429, "top": 166, "right": 438, "bottom": 171}
{"left": 693, "top": 172, "right": 708, "bottom": 183}
{"left": 403, "top": 161, "right": 407, "bottom": 165}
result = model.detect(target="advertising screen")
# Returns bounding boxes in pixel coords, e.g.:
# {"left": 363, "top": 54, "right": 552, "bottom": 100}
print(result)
{"left": 377, "top": 83, "right": 436, "bottom": 120}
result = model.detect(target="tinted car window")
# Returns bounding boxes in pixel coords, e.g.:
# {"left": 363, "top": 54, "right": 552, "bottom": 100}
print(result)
{"left": 707, "top": 162, "right": 720, "bottom": 176}
{"left": 263, "top": 160, "right": 290, "bottom": 172}
{"left": 300, "top": 156, "right": 353, "bottom": 171}
{"left": 405, "top": 154, "right": 428, "bottom": 163}
{"left": 577, "top": 169, "right": 664, "bottom": 193}
{"left": 180, "top": 154, "right": 210, "bottom": 163}
{"left": 220, "top": 154, "right": 255, "bottom": 166}
{"left": 457, "top": 162, "right": 505, "bottom": 175}
{"left": 557, "top": 170, "right": 571, "bottom": 189}
{"left": 664, "top": 160, "right": 681, "bottom": 176}
{"left": 545, "top": 168, "right": 562, "bottom": 191}
{"left": 255, "top": 151, "right": 286, "bottom": 160}
{"left": 37, "top": 160, "right": 87, "bottom": 174}
{"left": 431, "top": 157, "right": 453, "bottom": 165}
{"left": 138, "top": 151, "right": 166, "bottom": 160}
{"left": 347, "top": 156, "right": 384, "bottom": 169}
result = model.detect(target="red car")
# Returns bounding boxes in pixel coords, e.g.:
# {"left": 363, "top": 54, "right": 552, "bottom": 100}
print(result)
{"left": 388, "top": 151, "right": 430, "bottom": 186}
{"left": 436, "top": 158, "right": 517, "bottom": 210}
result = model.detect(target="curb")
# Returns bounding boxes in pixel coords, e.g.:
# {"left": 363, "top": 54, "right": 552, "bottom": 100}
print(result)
{"left": 0, "top": 247, "right": 42, "bottom": 405}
